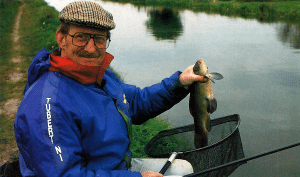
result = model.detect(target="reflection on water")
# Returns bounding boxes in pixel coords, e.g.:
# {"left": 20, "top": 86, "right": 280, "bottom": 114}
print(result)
{"left": 146, "top": 8, "right": 183, "bottom": 41}
{"left": 277, "top": 71, "right": 300, "bottom": 88}
{"left": 277, "top": 24, "right": 300, "bottom": 49}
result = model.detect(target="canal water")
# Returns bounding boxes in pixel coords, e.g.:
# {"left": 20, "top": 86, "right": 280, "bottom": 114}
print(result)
{"left": 45, "top": 0, "right": 300, "bottom": 176}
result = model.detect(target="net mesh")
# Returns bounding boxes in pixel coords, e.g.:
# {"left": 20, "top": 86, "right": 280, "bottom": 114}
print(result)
{"left": 144, "top": 114, "right": 245, "bottom": 177}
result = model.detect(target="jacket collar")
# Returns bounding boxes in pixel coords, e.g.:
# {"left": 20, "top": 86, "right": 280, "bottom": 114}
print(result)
{"left": 49, "top": 50, "right": 114, "bottom": 85}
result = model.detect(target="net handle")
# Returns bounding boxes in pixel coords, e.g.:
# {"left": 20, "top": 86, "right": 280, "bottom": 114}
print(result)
{"left": 159, "top": 152, "right": 178, "bottom": 175}
{"left": 183, "top": 141, "right": 300, "bottom": 177}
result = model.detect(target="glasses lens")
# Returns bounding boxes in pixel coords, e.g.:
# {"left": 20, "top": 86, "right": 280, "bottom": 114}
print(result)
{"left": 72, "top": 33, "right": 89, "bottom": 47}
{"left": 94, "top": 35, "right": 108, "bottom": 49}
{"left": 72, "top": 33, "right": 110, "bottom": 49}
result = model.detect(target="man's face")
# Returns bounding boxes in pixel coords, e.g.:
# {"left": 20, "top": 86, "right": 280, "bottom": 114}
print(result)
{"left": 57, "top": 25, "right": 108, "bottom": 66}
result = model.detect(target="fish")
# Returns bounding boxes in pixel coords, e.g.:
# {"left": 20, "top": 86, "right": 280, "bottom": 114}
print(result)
{"left": 189, "top": 59, "right": 223, "bottom": 148}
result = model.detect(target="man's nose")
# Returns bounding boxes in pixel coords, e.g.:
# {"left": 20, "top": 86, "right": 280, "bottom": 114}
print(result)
{"left": 85, "top": 38, "right": 97, "bottom": 53}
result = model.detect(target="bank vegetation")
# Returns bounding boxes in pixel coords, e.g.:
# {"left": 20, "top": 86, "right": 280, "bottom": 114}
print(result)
{"left": 104, "top": 0, "right": 300, "bottom": 24}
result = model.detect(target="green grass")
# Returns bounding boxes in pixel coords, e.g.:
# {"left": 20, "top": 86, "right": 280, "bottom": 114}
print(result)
{"left": 18, "top": 0, "right": 60, "bottom": 60}
{"left": 131, "top": 117, "right": 170, "bottom": 158}
{"left": 0, "top": 0, "right": 21, "bottom": 102}
{"left": 0, "top": 0, "right": 21, "bottom": 153}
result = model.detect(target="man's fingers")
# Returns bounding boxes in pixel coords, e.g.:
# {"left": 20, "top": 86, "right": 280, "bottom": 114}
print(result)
{"left": 179, "top": 65, "right": 209, "bottom": 90}
{"left": 142, "top": 171, "right": 164, "bottom": 177}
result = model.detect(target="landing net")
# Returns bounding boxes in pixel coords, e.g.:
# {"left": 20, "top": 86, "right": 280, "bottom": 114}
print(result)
{"left": 144, "top": 114, "right": 245, "bottom": 177}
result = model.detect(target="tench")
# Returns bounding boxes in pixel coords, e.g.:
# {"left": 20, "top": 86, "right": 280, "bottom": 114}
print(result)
{"left": 189, "top": 59, "right": 223, "bottom": 148}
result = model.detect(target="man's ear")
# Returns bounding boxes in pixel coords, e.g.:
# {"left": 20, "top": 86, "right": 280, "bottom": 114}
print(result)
{"left": 56, "top": 30, "right": 66, "bottom": 49}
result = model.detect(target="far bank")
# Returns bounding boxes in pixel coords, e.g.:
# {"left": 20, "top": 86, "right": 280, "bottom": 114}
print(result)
{"left": 104, "top": 0, "right": 300, "bottom": 24}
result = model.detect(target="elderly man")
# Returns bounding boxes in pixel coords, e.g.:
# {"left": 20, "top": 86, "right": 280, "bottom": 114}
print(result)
{"left": 14, "top": 1, "right": 206, "bottom": 177}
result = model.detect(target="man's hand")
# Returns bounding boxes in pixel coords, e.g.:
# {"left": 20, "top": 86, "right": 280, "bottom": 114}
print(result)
{"left": 142, "top": 171, "right": 163, "bottom": 177}
{"left": 179, "top": 65, "right": 208, "bottom": 90}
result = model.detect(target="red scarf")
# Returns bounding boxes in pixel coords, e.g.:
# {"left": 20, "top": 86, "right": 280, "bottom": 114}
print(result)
{"left": 49, "top": 51, "right": 114, "bottom": 85}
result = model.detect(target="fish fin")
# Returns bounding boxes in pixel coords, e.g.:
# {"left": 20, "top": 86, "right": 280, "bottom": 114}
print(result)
{"left": 209, "top": 72, "right": 224, "bottom": 80}
{"left": 205, "top": 75, "right": 215, "bottom": 84}
{"left": 206, "top": 97, "right": 217, "bottom": 114}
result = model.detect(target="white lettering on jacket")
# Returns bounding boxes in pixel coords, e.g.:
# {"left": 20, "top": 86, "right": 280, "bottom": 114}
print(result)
{"left": 55, "top": 146, "right": 64, "bottom": 162}
{"left": 46, "top": 98, "right": 63, "bottom": 162}
{"left": 46, "top": 98, "right": 54, "bottom": 144}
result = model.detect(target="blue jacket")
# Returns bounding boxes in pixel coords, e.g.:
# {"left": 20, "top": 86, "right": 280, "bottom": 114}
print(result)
{"left": 14, "top": 49, "right": 189, "bottom": 177}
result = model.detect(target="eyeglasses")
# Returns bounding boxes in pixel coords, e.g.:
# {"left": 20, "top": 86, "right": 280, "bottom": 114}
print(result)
{"left": 68, "top": 32, "right": 110, "bottom": 49}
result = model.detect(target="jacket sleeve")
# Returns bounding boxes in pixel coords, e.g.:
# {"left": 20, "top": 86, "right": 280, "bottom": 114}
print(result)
{"left": 14, "top": 80, "right": 141, "bottom": 177}
{"left": 122, "top": 71, "right": 189, "bottom": 125}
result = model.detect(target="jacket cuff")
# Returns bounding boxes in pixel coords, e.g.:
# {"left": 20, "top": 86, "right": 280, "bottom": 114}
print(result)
{"left": 169, "top": 71, "right": 190, "bottom": 96}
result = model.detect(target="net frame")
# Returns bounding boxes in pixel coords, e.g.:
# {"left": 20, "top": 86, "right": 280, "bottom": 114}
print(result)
{"left": 144, "top": 114, "right": 245, "bottom": 177}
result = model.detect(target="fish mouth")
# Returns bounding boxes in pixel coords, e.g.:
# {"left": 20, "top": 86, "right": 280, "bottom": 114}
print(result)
{"left": 193, "top": 60, "right": 201, "bottom": 74}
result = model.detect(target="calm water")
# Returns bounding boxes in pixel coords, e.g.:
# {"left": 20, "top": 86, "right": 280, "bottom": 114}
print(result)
{"left": 46, "top": 0, "right": 300, "bottom": 176}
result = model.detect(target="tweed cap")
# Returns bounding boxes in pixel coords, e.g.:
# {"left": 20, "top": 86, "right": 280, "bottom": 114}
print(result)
{"left": 59, "top": 1, "right": 115, "bottom": 30}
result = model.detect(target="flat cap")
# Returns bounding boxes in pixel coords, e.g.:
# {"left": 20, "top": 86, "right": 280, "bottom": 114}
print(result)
{"left": 59, "top": 1, "right": 115, "bottom": 30}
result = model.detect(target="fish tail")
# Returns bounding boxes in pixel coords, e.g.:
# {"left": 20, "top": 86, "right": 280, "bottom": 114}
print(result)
{"left": 194, "top": 133, "right": 208, "bottom": 149}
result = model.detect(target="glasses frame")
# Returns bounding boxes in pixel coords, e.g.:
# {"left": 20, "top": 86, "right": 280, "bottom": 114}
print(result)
{"left": 68, "top": 32, "right": 111, "bottom": 49}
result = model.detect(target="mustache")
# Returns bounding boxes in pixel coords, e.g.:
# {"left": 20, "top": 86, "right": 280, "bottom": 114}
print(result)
{"left": 74, "top": 50, "right": 102, "bottom": 58}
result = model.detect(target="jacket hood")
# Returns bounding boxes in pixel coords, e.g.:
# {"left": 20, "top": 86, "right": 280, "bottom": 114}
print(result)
{"left": 24, "top": 48, "right": 52, "bottom": 94}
